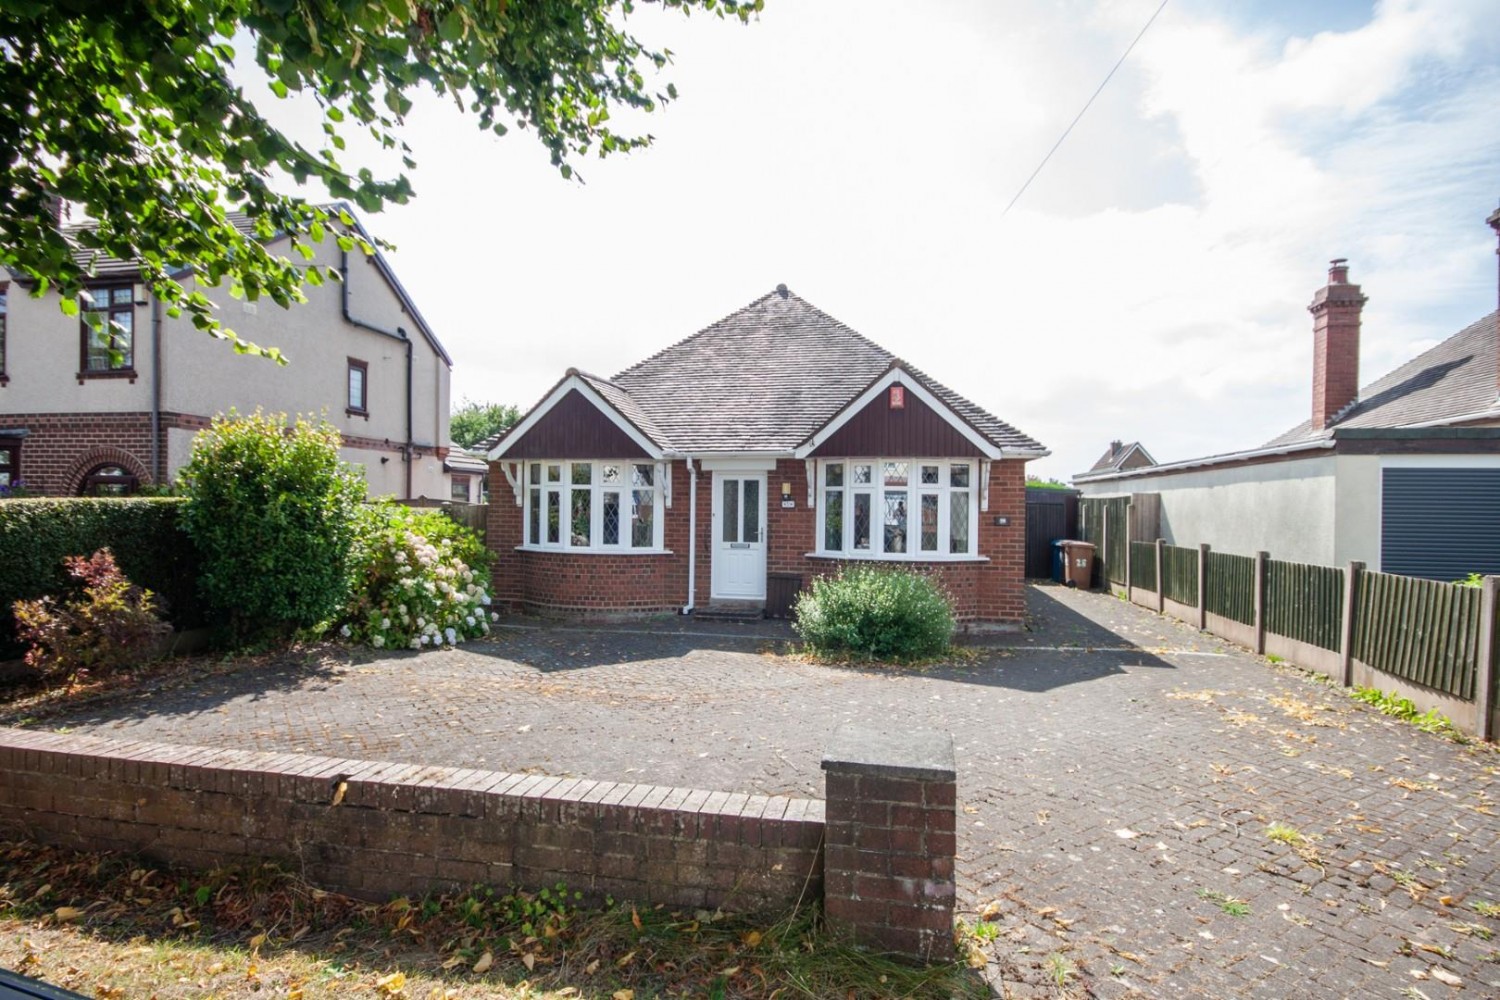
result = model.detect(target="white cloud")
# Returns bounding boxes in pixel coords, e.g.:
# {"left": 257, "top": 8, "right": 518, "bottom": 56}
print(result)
{"left": 231, "top": 0, "right": 1500, "bottom": 480}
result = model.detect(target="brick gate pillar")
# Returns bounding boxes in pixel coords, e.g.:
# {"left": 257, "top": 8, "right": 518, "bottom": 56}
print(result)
{"left": 821, "top": 724, "right": 956, "bottom": 963}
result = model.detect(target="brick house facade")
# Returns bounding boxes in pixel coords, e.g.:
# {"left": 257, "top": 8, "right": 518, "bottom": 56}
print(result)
{"left": 486, "top": 287, "right": 1045, "bottom": 624}
{"left": 0, "top": 205, "right": 457, "bottom": 499}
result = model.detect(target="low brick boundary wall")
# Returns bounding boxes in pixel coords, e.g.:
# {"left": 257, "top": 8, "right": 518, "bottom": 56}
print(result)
{"left": 822, "top": 724, "right": 957, "bottom": 961}
{"left": 0, "top": 729, "right": 823, "bottom": 913}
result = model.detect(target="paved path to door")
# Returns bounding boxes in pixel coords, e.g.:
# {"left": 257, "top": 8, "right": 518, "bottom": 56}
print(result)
{"left": 30, "top": 586, "right": 1500, "bottom": 998}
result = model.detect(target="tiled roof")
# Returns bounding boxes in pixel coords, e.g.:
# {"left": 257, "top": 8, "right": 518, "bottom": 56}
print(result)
{"left": 606, "top": 288, "right": 1046, "bottom": 454}
{"left": 1266, "top": 311, "right": 1500, "bottom": 446}
{"left": 1087, "top": 441, "right": 1150, "bottom": 473}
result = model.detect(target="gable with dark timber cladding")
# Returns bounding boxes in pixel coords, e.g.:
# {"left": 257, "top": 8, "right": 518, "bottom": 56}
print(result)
{"left": 809, "top": 382, "right": 984, "bottom": 458}
{"left": 502, "top": 389, "right": 651, "bottom": 460}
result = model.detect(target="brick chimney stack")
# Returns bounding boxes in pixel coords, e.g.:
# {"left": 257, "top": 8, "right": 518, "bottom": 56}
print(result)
{"left": 1308, "top": 258, "right": 1366, "bottom": 431}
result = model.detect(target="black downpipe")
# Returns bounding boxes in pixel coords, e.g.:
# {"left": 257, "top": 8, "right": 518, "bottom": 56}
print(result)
{"left": 340, "top": 249, "right": 415, "bottom": 499}
{"left": 150, "top": 296, "right": 163, "bottom": 484}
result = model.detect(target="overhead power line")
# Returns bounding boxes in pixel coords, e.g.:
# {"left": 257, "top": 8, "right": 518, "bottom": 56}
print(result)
{"left": 1000, "top": 0, "right": 1171, "bottom": 218}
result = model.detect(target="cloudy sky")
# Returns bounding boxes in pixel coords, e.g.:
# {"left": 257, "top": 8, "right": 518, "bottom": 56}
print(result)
{"left": 251, "top": 0, "right": 1500, "bottom": 480}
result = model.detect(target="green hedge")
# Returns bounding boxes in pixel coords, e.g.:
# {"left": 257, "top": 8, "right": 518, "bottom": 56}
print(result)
{"left": 0, "top": 498, "right": 206, "bottom": 657}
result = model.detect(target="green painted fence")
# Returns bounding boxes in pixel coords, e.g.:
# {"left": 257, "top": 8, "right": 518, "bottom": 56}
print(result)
{"left": 1162, "top": 545, "right": 1199, "bottom": 607}
{"left": 1205, "top": 551, "right": 1255, "bottom": 626}
{"left": 1130, "top": 541, "right": 1156, "bottom": 592}
{"left": 1352, "top": 571, "right": 1480, "bottom": 700}
{"left": 1265, "top": 559, "right": 1344, "bottom": 652}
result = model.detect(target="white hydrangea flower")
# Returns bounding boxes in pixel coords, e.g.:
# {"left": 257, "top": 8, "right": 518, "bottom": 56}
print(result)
{"left": 491, "top": 611, "right": 500, "bottom": 622}
{"left": 444, "top": 627, "right": 457, "bottom": 645}
{"left": 339, "top": 624, "right": 352, "bottom": 638}
{"left": 410, "top": 638, "right": 421, "bottom": 649}
{"left": 381, "top": 617, "right": 390, "bottom": 629}
{"left": 420, "top": 634, "right": 430, "bottom": 645}
{"left": 372, "top": 635, "right": 385, "bottom": 648}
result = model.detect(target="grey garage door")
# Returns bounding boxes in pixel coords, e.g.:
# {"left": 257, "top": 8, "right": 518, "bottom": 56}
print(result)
{"left": 1382, "top": 467, "right": 1500, "bottom": 580}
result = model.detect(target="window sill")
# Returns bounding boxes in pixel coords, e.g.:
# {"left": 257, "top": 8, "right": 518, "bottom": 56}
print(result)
{"left": 805, "top": 551, "right": 990, "bottom": 564}
{"left": 77, "top": 369, "right": 138, "bottom": 383}
{"left": 515, "top": 546, "right": 674, "bottom": 556}
{"left": 346, "top": 407, "right": 370, "bottom": 420}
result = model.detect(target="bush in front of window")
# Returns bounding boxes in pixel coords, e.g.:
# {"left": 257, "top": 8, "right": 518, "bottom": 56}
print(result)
{"left": 179, "top": 411, "right": 365, "bottom": 642}
{"left": 0, "top": 497, "right": 203, "bottom": 660}
{"left": 793, "top": 566, "right": 955, "bottom": 661}
{"left": 337, "top": 503, "right": 494, "bottom": 651}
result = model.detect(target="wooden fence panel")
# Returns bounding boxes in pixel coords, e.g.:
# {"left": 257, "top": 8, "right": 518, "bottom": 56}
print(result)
{"left": 1079, "top": 497, "right": 1129, "bottom": 587}
{"left": 1162, "top": 545, "right": 1198, "bottom": 607}
{"left": 1353, "top": 571, "right": 1479, "bottom": 700}
{"left": 1265, "top": 559, "right": 1343, "bottom": 652}
{"left": 1130, "top": 541, "right": 1157, "bottom": 592}
{"left": 1206, "top": 551, "right": 1255, "bottom": 625}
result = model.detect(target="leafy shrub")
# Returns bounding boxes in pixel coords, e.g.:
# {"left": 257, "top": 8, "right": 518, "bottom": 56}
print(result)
{"left": 793, "top": 566, "right": 955, "bottom": 660}
{"left": 339, "top": 503, "right": 494, "bottom": 650}
{"left": 179, "top": 411, "right": 365, "bottom": 641}
{"left": 1456, "top": 573, "right": 1483, "bottom": 588}
{"left": 0, "top": 497, "right": 202, "bottom": 657}
{"left": 12, "top": 549, "right": 171, "bottom": 684}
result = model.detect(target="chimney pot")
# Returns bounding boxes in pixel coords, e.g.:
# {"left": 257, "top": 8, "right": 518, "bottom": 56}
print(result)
{"left": 1110, "top": 439, "right": 1122, "bottom": 457}
{"left": 1328, "top": 258, "right": 1349, "bottom": 284}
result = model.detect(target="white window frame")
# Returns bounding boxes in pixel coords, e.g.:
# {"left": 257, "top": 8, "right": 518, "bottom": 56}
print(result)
{"left": 521, "top": 459, "right": 666, "bottom": 553}
{"left": 814, "top": 458, "right": 981, "bottom": 560}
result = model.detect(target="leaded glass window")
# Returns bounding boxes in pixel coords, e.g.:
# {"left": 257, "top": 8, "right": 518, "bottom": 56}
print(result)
{"left": 522, "top": 460, "right": 665, "bottom": 552}
{"left": 816, "top": 458, "right": 978, "bottom": 559}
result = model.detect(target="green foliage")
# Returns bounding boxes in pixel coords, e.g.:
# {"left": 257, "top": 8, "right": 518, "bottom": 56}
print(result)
{"left": 1456, "top": 572, "right": 1483, "bottom": 588}
{"left": 179, "top": 411, "right": 365, "bottom": 641}
{"left": 793, "top": 566, "right": 955, "bottom": 661}
{"left": 0, "top": 497, "right": 202, "bottom": 656}
{"left": 339, "top": 503, "right": 493, "bottom": 650}
{"left": 1349, "top": 686, "right": 1464, "bottom": 741}
{"left": 1025, "top": 477, "right": 1072, "bottom": 490}
{"left": 450, "top": 398, "right": 521, "bottom": 448}
{"left": 1, "top": 0, "right": 762, "bottom": 357}
{"left": 12, "top": 549, "right": 170, "bottom": 686}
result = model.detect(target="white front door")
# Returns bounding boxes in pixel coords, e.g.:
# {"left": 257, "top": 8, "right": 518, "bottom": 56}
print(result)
{"left": 711, "top": 473, "right": 767, "bottom": 600}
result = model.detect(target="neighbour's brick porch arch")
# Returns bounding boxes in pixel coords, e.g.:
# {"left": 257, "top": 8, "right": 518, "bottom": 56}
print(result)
{"left": 66, "top": 447, "right": 152, "bottom": 494}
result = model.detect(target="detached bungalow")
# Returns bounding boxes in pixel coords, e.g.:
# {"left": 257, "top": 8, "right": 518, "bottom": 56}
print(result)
{"left": 484, "top": 286, "right": 1048, "bottom": 622}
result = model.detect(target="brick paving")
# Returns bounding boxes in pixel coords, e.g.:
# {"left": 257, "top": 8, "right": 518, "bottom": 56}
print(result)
{"left": 27, "top": 585, "right": 1500, "bottom": 998}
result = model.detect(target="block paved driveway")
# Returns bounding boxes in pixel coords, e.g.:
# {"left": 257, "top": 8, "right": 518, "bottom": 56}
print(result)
{"left": 29, "top": 585, "right": 1500, "bottom": 998}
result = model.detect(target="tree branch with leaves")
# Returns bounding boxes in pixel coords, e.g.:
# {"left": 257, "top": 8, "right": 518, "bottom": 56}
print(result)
{"left": 0, "top": 0, "right": 761, "bottom": 358}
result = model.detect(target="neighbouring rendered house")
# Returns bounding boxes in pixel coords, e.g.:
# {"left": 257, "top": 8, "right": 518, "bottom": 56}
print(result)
{"left": 484, "top": 285, "right": 1048, "bottom": 623}
{"left": 0, "top": 204, "right": 458, "bottom": 499}
{"left": 1074, "top": 206, "right": 1500, "bottom": 581}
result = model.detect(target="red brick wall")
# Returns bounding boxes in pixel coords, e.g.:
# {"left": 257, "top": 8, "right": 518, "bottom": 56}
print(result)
{"left": 488, "top": 458, "right": 1029, "bottom": 624}
{"left": 0, "top": 728, "right": 824, "bottom": 913}
{"left": 1, "top": 411, "right": 158, "bottom": 494}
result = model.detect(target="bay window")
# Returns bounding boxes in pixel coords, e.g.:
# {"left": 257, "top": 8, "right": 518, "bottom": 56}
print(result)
{"left": 524, "top": 460, "right": 664, "bottom": 552}
{"left": 817, "top": 459, "right": 979, "bottom": 559}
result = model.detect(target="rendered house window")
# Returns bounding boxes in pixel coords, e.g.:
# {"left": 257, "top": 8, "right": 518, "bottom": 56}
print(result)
{"left": 0, "top": 440, "right": 19, "bottom": 490}
{"left": 450, "top": 475, "right": 469, "bottom": 502}
{"left": 523, "top": 460, "right": 664, "bottom": 552}
{"left": 817, "top": 459, "right": 978, "bottom": 559}
{"left": 80, "top": 286, "right": 134, "bottom": 373}
{"left": 347, "top": 358, "right": 369, "bottom": 413}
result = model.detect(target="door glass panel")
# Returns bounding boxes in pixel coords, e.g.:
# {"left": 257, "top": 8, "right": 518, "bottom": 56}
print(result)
{"left": 722, "top": 478, "right": 739, "bottom": 542}
{"left": 950, "top": 492, "right": 970, "bottom": 554}
{"left": 631, "top": 489, "right": 654, "bottom": 547}
{"left": 853, "top": 493, "right": 871, "bottom": 550}
{"left": 824, "top": 489, "right": 843, "bottom": 550}
{"left": 743, "top": 479, "right": 760, "bottom": 543}
{"left": 884, "top": 491, "right": 907, "bottom": 553}
{"left": 602, "top": 491, "right": 620, "bottom": 545}
{"left": 920, "top": 494, "right": 939, "bottom": 551}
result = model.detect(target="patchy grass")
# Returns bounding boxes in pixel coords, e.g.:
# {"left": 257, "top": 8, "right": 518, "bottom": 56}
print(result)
{"left": 1196, "top": 890, "right": 1250, "bottom": 917}
{"left": 0, "top": 841, "right": 986, "bottom": 999}
{"left": 1348, "top": 686, "right": 1473, "bottom": 745}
